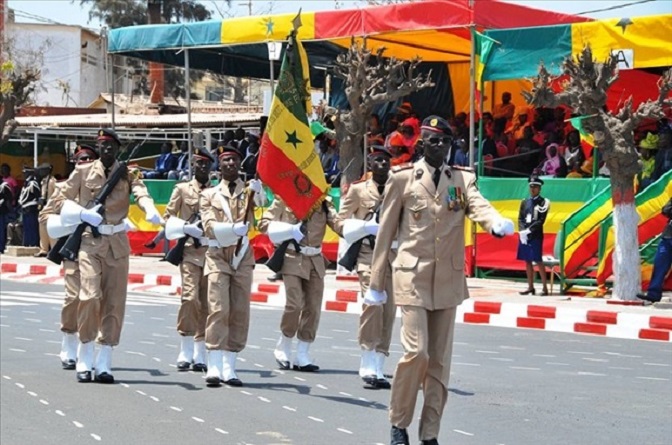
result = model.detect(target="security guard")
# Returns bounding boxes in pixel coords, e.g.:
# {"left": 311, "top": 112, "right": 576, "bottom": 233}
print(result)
{"left": 369, "top": 116, "right": 515, "bottom": 445}
{"left": 42, "top": 144, "right": 98, "bottom": 369}
{"left": 258, "top": 189, "right": 339, "bottom": 373}
{"left": 199, "top": 143, "right": 263, "bottom": 387}
{"left": 36, "top": 164, "right": 56, "bottom": 257}
{"left": 517, "top": 175, "right": 550, "bottom": 295}
{"left": 334, "top": 145, "right": 396, "bottom": 389}
{"left": 164, "top": 148, "right": 214, "bottom": 373}
{"left": 52, "top": 129, "right": 162, "bottom": 384}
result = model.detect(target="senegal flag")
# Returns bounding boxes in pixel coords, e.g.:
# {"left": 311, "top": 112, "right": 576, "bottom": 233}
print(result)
{"left": 473, "top": 29, "right": 498, "bottom": 92}
{"left": 257, "top": 26, "right": 328, "bottom": 220}
{"left": 568, "top": 116, "right": 596, "bottom": 159}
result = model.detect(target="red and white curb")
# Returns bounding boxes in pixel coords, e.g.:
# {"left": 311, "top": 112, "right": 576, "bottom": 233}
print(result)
{"left": 3, "top": 263, "right": 671, "bottom": 342}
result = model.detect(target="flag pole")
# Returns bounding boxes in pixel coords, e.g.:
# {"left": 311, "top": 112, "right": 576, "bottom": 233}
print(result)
{"left": 468, "top": 25, "right": 476, "bottom": 169}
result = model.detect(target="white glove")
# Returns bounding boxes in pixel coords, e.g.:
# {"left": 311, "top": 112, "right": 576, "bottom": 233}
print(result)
{"left": 144, "top": 205, "right": 162, "bottom": 225}
{"left": 291, "top": 222, "right": 304, "bottom": 243}
{"left": 249, "top": 179, "right": 263, "bottom": 194}
{"left": 184, "top": 223, "right": 203, "bottom": 238}
{"left": 123, "top": 218, "right": 137, "bottom": 232}
{"left": 80, "top": 204, "right": 103, "bottom": 227}
{"left": 491, "top": 218, "right": 514, "bottom": 238}
{"left": 364, "top": 289, "right": 387, "bottom": 306}
{"left": 233, "top": 222, "right": 249, "bottom": 237}
{"left": 519, "top": 229, "right": 531, "bottom": 245}
{"left": 364, "top": 219, "right": 379, "bottom": 236}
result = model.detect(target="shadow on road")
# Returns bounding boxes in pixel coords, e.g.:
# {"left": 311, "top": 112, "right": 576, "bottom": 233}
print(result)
{"left": 448, "top": 387, "right": 475, "bottom": 396}
{"left": 113, "top": 367, "right": 170, "bottom": 377}
{"left": 119, "top": 378, "right": 203, "bottom": 391}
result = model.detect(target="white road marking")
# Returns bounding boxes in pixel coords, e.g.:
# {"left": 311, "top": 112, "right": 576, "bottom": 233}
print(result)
{"left": 241, "top": 391, "right": 253, "bottom": 396}
{"left": 577, "top": 372, "right": 607, "bottom": 376}
{"left": 533, "top": 354, "right": 556, "bottom": 358}
{"left": 2, "top": 375, "right": 11, "bottom": 380}
{"left": 150, "top": 317, "right": 164, "bottom": 321}
{"left": 258, "top": 397, "right": 271, "bottom": 403}
{"left": 331, "top": 329, "right": 349, "bottom": 333}
{"left": 582, "top": 358, "right": 608, "bottom": 362}
{"left": 454, "top": 362, "right": 481, "bottom": 367}
{"left": 39, "top": 328, "right": 55, "bottom": 333}
{"left": 39, "top": 399, "right": 49, "bottom": 405}
{"left": 603, "top": 352, "right": 641, "bottom": 358}
{"left": 151, "top": 333, "right": 169, "bottom": 338}
{"left": 609, "top": 366, "right": 633, "bottom": 370}
{"left": 510, "top": 366, "right": 540, "bottom": 371}
{"left": 489, "top": 358, "right": 514, "bottom": 362}
{"left": 215, "top": 428, "right": 229, "bottom": 435}
{"left": 21, "top": 310, "right": 37, "bottom": 314}
{"left": 0, "top": 324, "right": 8, "bottom": 327}
{"left": 152, "top": 357, "right": 161, "bottom": 362}
{"left": 125, "top": 351, "right": 146, "bottom": 357}
{"left": 192, "top": 417, "right": 205, "bottom": 423}
{"left": 282, "top": 406, "right": 296, "bottom": 412}
{"left": 316, "top": 384, "right": 328, "bottom": 390}
{"left": 643, "top": 363, "right": 671, "bottom": 367}
{"left": 91, "top": 434, "right": 102, "bottom": 441}
{"left": 120, "top": 383, "right": 130, "bottom": 388}
{"left": 294, "top": 376, "right": 306, "bottom": 382}
{"left": 636, "top": 376, "right": 669, "bottom": 381}
{"left": 454, "top": 429, "right": 474, "bottom": 436}
{"left": 55, "top": 410, "right": 65, "bottom": 416}
{"left": 339, "top": 392, "right": 352, "bottom": 397}
{"left": 136, "top": 390, "right": 147, "bottom": 396}
{"left": 308, "top": 416, "right": 324, "bottom": 423}
{"left": 475, "top": 350, "right": 499, "bottom": 354}
{"left": 337, "top": 428, "right": 353, "bottom": 434}
{"left": 261, "top": 337, "right": 276, "bottom": 341}
{"left": 27, "top": 391, "right": 37, "bottom": 397}
{"left": 15, "top": 383, "right": 25, "bottom": 389}
{"left": 44, "top": 353, "right": 59, "bottom": 357}
{"left": 568, "top": 351, "right": 593, "bottom": 355}
{"left": 150, "top": 396, "right": 160, "bottom": 402}
{"left": 170, "top": 406, "right": 182, "bottom": 412}
{"left": 546, "top": 362, "right": 570, "bottom": 366}
{"left": 24, "top": 319, "right": 41, "bottom": 323}
{"left": 73, "top": 421, "right": 84, "bottom": 428}
{"left": 499, "top": 346, "right": 525, "bottom": 350}
{"left": 9, "top": 348, "right": 26, "bottom": 352}
{"left": 254, "top": 363, "right": 264, "bottom": 368}
{"left": 139, "top": 341, "right": 156, "bottom": 345}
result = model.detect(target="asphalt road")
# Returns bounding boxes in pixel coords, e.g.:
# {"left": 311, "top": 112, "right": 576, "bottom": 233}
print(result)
{"left": 1, "top": 279, "right": 671, "bottom": 445}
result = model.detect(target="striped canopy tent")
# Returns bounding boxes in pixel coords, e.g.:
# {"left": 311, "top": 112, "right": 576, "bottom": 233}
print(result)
{"left": 108, "top": 0, "right": 592, "bottom": 114}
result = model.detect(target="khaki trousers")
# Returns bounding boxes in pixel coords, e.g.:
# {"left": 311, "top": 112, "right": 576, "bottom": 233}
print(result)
{"left": 78, "top": 248, "right": 129, "bottom": 346}
{"left": 205, "top": 266, "right": 253, "bottom": 352}
{"left": 177, "top": 261, "right": 208, "bottom": 341}
{"left": 357, "top": 266, "right": 396, "bottom": 354}
{"left": 38, "top": 220, "right": 55, "bottom": 254}
{"left": 281, "top": 266, "right": 324, "bottom": 343}
{"left": 389, "top": 306, "right": 457, "bottom": 441}
{"left": 61, "top": 260, "right": 80, "bottom": 333}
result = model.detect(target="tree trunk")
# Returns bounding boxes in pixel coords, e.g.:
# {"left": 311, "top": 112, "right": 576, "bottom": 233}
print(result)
{"left": 610, "top": 178, "right": 640, "bottom": 301}
{"left": 338, "top": 133, "right": 364, "bottom": 187}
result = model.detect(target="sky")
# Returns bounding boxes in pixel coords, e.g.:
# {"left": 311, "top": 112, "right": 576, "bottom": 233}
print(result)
{"left": 6, "top": 0, "right": 672, "bottom": 31}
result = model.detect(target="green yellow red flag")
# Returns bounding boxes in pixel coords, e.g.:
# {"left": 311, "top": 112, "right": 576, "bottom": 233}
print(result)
{"left": 473, "top": 29, "right": 498, "bottom": 92}
{"left": 257, "top": 21, "right": 328, "bottom": 220}
{"left": 568, "top": 116, "right": 596, "bottom": 158}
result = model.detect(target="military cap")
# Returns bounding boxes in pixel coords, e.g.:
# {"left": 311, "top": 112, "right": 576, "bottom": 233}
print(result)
{"left": 528, "top": 175, "right": 544, "bottom": 187}
{"left": 397, "top": 101, "right": 413, "bottom": 114}
{"left": 193, "top": 146, "right": 215, "bottom": 163}
{"left": 217, "top": 142, "right": 243, "bottom": 161}
{"left": 74, "top": 144, "right": 98, "bottom": 161}
{"left": 421, "top": 115, "right": 453, "bottom": 137}
{"left": 97, "top": 128, "right": 121, "bottom": 145}
{"left": 368, "top": 144, "right": 392, "bottom": 158}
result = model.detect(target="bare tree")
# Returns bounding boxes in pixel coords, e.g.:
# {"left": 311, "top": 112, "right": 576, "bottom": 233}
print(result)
{"left": 523, "top": 46, "right": 672, "bottom": 300}
{"left": 0, "top": 37, "right": 44, "bottom": 147}
{"left": 327, "top": 38, "right": 433, "bottom": 186}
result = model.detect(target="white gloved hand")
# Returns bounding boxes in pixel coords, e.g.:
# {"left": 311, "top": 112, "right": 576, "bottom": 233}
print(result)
{"left": 184, "top": 223, "right": 203, "bottom": 238}
{"left": 144, "top": 205, "right": 162, "bottom": 225}
{"left": 519, "top": 229, "right": 531, "bottom": 245}
{"left": 364, "top": 219, "right": 380, "bottom": 236}
{"left": 80, "top": 204, "right": 103, "bottom": 227}
{"left": 291, "top": 222, "right": 304, "bottom": 243}
{"left": 233, "top": 222, "right": 249, "bottom": 237}
{"left": 491, "top": 218, "right": 515, "bottom": 238}
{"left": 249, "top": 179, "right": 263, "bottom": 194}
{"left": 123, "top": 218, "right": 137, "bottom": 232}
{"left": 364, "top": 289, "right": 387, "bottom": 306}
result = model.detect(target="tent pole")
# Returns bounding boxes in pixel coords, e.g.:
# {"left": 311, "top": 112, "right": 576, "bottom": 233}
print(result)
{"left": 185, "top": 49, "right": 193, "bottom": 179}
{"left": 33, "top": 132, "right": 38, "bottom": 168}
{"left": 468, "top": 25, "right": 476, "bottom": 169}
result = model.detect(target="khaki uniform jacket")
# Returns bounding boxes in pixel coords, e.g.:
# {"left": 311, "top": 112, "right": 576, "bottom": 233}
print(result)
{"left": 370, "top": 160, "right": 501, "bottom": 310}
{"left": 258, "top": 198, "right": 339, "bottom": 280}
{"left": 164, "top": 179, "right": 210, "bottom": 268}
{"left": 39, "top": 182, "right": 65, "bottom": 223}
{"left": 200, "top": 179, "right": 255, "bottom": 275}
{"left": 40, "top": 176, "right": 56, "bottom": 209}
{"left": 53, "top": 160, "right": 153, "bottom": 259}
{"left": 333, "top": 178, "right": 390, "bottom": 272}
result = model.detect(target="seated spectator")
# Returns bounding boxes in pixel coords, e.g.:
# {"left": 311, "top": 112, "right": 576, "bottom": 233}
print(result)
{"left": 541, "top": 143, "right": 567, "bottom": 177}
{"left": 451, "top": 112, "right": 469, "bottom": 140}
{"left": 386, "top": 131, "right": 412, "bottom": 166}
{"left": 399, "top": 117, "right": 420, "bottom": 158}
{"left": 453, "top": 139, "right": 470, "bottom": 167}
{"left": 516, "top": 126, "right": 541, "bottom": 175}
{"left": 566, "top": 159, "right": 585, "bottom": 178}
{"left": 367, "top": 113, "right": 383, "bottom": 141}
{"left": 638, "top": 132, "right": 658, "bottom": 189}
{"left": 396, "top": 101, "right": 414, "bottom": 123}
{"left": 144, "top": 142, "right": 178, "bottom": 179}
{"left": 481, "top": 112, "right": 495, "bottom": 138}
{"left": 493, "top": 92, "right": 515, "bottom": 134}
{"left": 167, "top": 142, "right": 190, "bottom": 181}
{"left": 564, "top": 130, "right": 586, "bottom": 170}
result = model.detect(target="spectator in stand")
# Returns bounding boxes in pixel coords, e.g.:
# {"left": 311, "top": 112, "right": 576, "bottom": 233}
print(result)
{"left": 396, "top": 101, "right": 413, "bottom": 123}
{"left": 241, "top": 131, "right": 260, "bottom": 181}
{"left": 235, "top": 126, "right": 250, "bottom": 157}
{"left": 167, "top": 142, "right": 190, "bottom": 181}
{"left": 541, "top": 144, "right": 567, "bottom": 178}
{"left": 144, "top": 142, "right": 178, "bottom": 179}
{"left": 516, "top": 126, "right": 541, "bottom": 176}
{"left": 566, "top": 161, "right": 584, "bottom": 178}
{"left": 638, "top": 133, "right": 658, "bottom": 189}
{"left": 493, "top": 92, "right": 516, "bottom": 134}
{"left": 481, "top": 111, "right": 495, "bottom": 138}
{"left": 652, "top": 126, "right": 672, "bottom": 181}
{"left": 399, "top": 117, "right": 420, "bottom": 158}
{"left": 387, "top": 131, "right": 412, "bottom": 166}
{"left": 637, "top": 198, "right": 672, "bottom": 304}
{"left": 563, "top": 130, "right": 586, "bottom": 171}
{"left": 452, "top": 112, "right": 469, "bottom": 140}
{"left": 453, "top": 139, "right": 470, "bottom": 167}
{"left": 0, "top": 164, "right": 18, "bottom": 206}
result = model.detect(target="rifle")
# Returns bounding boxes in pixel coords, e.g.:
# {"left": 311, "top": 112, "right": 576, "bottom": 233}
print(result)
{"left": 165, "top": 213, "right": 202, "bottom": 267}
{"left": 46, "top": 236, "right": 68, "bottom": 265}
{"left": 54, "top": 140, "right": 145, "bottom": 263}
{"left": 265, "top": 239, "right": 300, "bottom": 273}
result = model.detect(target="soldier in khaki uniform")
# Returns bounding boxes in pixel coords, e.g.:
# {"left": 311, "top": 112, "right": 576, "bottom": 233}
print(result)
{"left": 369, "top": 117, "right": 514, "bottom": 445}
{"left": 52, "top": 129, "right": 162, "bottom": 384}
{"left": 334, "top": 146, "right": 396, "bottom": 389}
{"left": 200, "top": 144, "right": 264, "bottom": 387}
{"left": 258, "top": 192, "right": 339, "bottom": 372}
{"left": 36, "top": 164, "right": 57, "bottom": 257}
{"left": 164, "top": 148, "right": 214, "bottom": 372}
{"left": 41, "top": 144, "right": 99, "bottom": 370}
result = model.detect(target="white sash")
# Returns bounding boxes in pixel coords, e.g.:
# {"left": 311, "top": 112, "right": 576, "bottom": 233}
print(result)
{"left": 217, "top": 190, "right": 249, "bottom": 271}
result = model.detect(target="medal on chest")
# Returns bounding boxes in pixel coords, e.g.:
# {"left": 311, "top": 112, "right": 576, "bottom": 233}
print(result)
{"left": 445, "top": 186, "right": 465, "bottom": 211}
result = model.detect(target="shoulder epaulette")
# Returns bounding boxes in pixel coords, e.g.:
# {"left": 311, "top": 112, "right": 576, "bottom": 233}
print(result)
{"left": 351, "top": 178, "right": 366, "bottom": 184}
{"left": 452, "top": 165, "right": 474, "bottom": 172}
{"left": 391, "top": 163, "right": 413, "bottom": 173}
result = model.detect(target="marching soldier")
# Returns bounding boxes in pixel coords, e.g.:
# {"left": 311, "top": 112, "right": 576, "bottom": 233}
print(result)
{"left": 199, "top": 143, "right": 263, "bottom": 387}
{"left": 369, "top": 116, "right": 514, "bottom": 445}
{"left": 163, "top": 148, "right": 214, "bottom": 372}
{"left": 52, "top": 129, "right": 162, "bottom": 384}
{"left": 258, "top": 187, "right": 339, "bottom": 373}
{"left": 36, "top": 164, "right": 56, "bottom": 257}
{"left": 334, "top": 145, "right": 396, "bottom": 389}
{"left": 42, "top": 144, "right": 98, "bottom": 369}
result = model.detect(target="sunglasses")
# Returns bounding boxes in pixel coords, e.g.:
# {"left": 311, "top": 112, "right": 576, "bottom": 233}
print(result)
{"left": 77, "top": 156, "right": 92, "bottom": 162}
{"left": 427, "top": 136, "right": 452, "bottom": 146}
